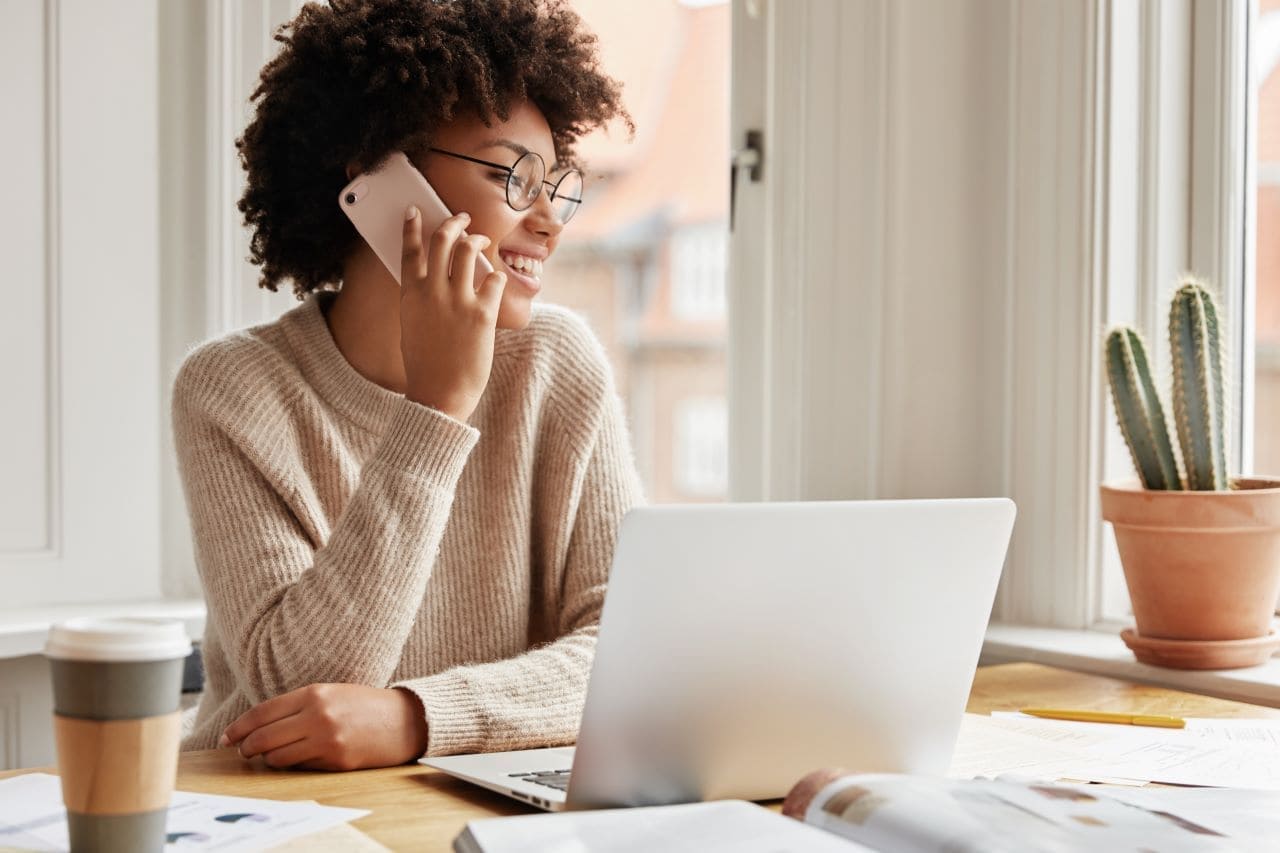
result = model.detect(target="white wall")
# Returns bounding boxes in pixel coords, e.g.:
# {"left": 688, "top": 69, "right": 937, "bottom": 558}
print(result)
{"left": 1, "top": 0, "right": 165, "bottom": 770}
{"left": 0, "top": 0, "right": 163, "bottom": 608}
{"left": 0, "top": 0, "right": 297, "bottom": 769}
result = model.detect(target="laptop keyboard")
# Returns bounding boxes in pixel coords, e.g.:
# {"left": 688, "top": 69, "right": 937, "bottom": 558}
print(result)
{"left": 508, "top": 768, "right": 573, "bottom": 792}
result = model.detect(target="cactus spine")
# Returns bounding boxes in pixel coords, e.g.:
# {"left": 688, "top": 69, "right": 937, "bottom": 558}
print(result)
{"left": 1104, "top": 276, "right": 1231, "bottom": 492}
{"left": 1170, "top": 281, "right": 1229, "bottom": 490}
{"left": 1105, "top": 327, "right": 1182, "bottom": 490}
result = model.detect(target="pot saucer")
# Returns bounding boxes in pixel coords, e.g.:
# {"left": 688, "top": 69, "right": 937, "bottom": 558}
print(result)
{"left": 1121, "top": 628, "right": 1280, "bottom": 670}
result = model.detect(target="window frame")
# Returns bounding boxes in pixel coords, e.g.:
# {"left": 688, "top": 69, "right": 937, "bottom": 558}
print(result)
{"left": 1095, "top": 0, "right": 1201, "bottom": 627}
{"left": 1189, "top": 0, "right": 1254, "bottom": 481}
{"left": 1042, "top": 0, "right": 1254, "bottom": 631}
{"left": 1093, "top": 0, "right": 1255, "bottom": 627}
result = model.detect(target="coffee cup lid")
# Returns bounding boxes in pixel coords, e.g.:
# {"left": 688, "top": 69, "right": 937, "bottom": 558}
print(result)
{"left": 44, "top": 618, "right": 192, "bottom": 662}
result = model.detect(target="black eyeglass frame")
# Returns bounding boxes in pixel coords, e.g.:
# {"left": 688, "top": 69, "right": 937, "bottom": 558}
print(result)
{"left": 426, "top": 147, "right": 583, "bottom": 221}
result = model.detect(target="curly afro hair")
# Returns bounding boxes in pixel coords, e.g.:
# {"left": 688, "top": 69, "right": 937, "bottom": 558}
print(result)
{"left": 236, "top": 0, "right": 633, "bottom": 299}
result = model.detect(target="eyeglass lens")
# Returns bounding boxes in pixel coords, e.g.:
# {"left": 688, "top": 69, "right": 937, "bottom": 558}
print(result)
{"left": 507, "top": 152, "right": 582, "bottom": 224}
{"left": 550, "top": 171, "right": 583, "bottom": 225}
{"left": 507, "top": 152, "right": 544, "bottom": 211}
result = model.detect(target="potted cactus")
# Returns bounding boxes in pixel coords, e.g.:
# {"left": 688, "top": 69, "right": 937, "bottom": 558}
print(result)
{"left": 1102, "top": 277, "right": 1280, "bottom": 669}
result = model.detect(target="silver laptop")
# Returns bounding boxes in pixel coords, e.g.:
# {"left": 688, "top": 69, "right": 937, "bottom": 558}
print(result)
{"left": 425, "top": 498, "right": 1016, "bottom": 812}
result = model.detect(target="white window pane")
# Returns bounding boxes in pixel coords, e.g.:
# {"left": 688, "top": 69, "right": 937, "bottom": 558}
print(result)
{"left": 671, "top": 222, "right": 728, "bottom": 321}
{"left": 675, "top": 397, "right": 728, "bottom": 497}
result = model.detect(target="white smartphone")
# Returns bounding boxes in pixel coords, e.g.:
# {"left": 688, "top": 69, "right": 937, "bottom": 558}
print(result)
{"left": 338, "top": 150, "right": 494, "bottom": 287}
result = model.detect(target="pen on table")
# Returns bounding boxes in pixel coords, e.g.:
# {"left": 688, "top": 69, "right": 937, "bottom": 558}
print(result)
{"left": 1019, "top": 707, "right": 1186, "bottom": 729}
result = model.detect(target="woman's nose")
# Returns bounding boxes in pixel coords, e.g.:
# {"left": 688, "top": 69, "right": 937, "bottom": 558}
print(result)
{"left": 524, "top": 190, "right": 564, "bottom": 237}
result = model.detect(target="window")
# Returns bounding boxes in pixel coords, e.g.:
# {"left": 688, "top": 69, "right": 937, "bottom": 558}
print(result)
{"left": 670, "top": 222, "right": 728, "bottom": 321}
{"left": 1253, "top": 3, "right": 1280, "bottom": 478}
{"left": 1097, "top": 1, "right": 1277, "bottom": 627}
{"left": 551, "top": 0, "right": 730, "bottom": 503}
{"left": 675, "top": 397, "right": 728, "bottom": 497}
{"left": 1098, "top": 2, "right": 1265, "bottom": 628}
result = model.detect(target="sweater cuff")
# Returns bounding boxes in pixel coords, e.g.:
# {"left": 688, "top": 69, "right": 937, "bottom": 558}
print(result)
{"left": 393, "top": 669, "right": 487, "bottom": 757}
{"left": 373, "top": 396, "right": 479, "bottom": 483}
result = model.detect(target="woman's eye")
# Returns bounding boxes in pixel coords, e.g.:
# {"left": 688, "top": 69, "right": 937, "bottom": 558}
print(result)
{"left": 490, "top": 171, "right": 510, "bottom": 184}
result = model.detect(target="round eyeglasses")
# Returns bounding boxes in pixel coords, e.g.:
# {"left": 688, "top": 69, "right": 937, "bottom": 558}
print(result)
{"left": 427, "top": 147, "right": 583, "bottom": 225}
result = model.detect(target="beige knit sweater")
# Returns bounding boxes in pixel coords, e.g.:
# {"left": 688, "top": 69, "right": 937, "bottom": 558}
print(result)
{"left": 172, "top": 291, "right": 644, "bottom": 756}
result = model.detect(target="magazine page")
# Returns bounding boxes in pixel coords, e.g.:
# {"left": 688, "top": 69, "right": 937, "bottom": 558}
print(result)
{"left": 782, "top": 769, "right": 1248, "bottom": 853}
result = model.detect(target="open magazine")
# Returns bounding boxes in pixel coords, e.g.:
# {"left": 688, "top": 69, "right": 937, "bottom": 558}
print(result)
{"left": 453, "top": 768, "right": 1280, "bottom": 852}
{"left": 782, "top": 768, "right": 1279, "bottom": 853}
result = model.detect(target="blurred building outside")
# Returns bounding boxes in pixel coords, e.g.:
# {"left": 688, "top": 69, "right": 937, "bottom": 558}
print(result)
{"left": 551, "top": 0, "right": 1280, "bottom": 497}
{"left": 549, "top": 0, "right": 729, "bottom": 503}
{"left": 1253, "top": 2, "right": 1280, "bottom": 475}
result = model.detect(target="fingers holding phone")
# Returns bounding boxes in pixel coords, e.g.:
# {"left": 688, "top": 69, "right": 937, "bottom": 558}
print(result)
{"left": 449, "top": 232, "right": 508, "bottom": 313}
{"left": 402, "top": 208, "right": 503, "bottom": 298}
{"left": 425, "top": 213, "right": 489, "bottom": 298}
{"left": 400, "top": 204, "right": 430, "bottom": 284}
{"left": 473, "top": 259, "right": 508, "bottom": 312}
{"left": 340, "top": 152, "right": 507, "bottom": 423}
{"left": 398, "top": 207, "right": 507, "bottom": 422}
{"left": 402, "top": 205, "right": 468, "bottom": 293}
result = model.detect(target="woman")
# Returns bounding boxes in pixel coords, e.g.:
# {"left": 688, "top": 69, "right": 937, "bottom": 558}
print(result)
{"left": 173, "top": 0, "right": 643, "bottom": 771}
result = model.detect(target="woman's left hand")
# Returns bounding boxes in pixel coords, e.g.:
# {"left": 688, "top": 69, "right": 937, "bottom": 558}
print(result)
{"left": 219, "top": 683, "right": 429, "bottom": 771}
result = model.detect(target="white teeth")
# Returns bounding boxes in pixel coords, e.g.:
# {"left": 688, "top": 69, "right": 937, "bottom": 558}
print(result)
{"left": 501, "top": 253, "right": 543, "bottom": 278}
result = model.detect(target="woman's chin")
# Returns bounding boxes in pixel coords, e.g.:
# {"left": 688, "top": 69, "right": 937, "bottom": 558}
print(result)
{"left": 496, "top": 296, "right": 534, "bottom": 331}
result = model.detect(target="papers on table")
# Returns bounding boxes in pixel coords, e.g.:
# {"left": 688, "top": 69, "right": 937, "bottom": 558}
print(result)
{"left": 1181, "top": 716, "right": 1280, "bottom": 748}
{"left": 0, "top": 773, "right": 368, "bottom": 853}
{"left": 1084, "top": 785, "right": 1280, "bottom": 844}
{"left": 949, "top": 712, "right": 1280, "bottom": 790}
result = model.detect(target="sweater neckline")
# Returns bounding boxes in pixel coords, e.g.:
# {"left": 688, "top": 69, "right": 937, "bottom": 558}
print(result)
{"left": 281, "top": 292, "right": 405, "bottom": 435}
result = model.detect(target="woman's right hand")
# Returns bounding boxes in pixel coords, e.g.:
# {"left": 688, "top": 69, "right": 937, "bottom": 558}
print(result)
{"left": 399, "top": 206, "right": 507, "bottom": 422}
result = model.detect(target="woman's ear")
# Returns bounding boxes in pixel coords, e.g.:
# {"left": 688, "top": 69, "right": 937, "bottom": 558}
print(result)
{"left": 344, "top": 160, "right": 359, "bottom": 181}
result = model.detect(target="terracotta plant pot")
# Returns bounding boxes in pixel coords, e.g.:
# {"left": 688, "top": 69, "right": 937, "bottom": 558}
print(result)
{"left": 1099, "top": 477, "right": 1280, "bottom": 669}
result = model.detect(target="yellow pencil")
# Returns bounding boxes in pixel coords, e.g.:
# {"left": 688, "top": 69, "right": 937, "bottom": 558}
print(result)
{"left": 1019, "top": 708, "right": 1186, "bottom": 729}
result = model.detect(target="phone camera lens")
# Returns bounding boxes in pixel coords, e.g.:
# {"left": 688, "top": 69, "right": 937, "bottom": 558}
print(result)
{"left": 344, "top": 192, "right": 357, "bottom": 205}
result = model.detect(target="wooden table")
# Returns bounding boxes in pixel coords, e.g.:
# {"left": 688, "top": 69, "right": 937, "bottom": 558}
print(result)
{"left": 6, "top": 663, "right": 1280, "bottom": 850}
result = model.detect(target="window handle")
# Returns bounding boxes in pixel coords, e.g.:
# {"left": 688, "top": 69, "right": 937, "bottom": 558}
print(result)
{"left": 730, "top": 129, "right": 763, "bottom": 231}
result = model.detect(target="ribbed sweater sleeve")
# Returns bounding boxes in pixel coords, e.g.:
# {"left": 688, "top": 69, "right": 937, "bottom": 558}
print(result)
{"left": 393, "top": 383, "right": 643, "bottom": 757}
{"left": 173, "top": 362, "right": 479, "bottom": 704}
